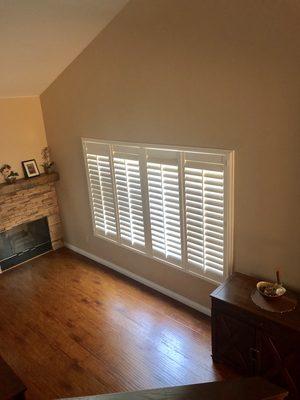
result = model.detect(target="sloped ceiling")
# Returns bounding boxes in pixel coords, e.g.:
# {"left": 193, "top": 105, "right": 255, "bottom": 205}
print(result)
{"left": 0, "top": 0, "right": 129, "bottom": 98}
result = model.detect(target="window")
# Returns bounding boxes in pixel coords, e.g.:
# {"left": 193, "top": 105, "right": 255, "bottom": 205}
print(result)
{"left": 83, "top": 139, "right": 234, "bottom": 284}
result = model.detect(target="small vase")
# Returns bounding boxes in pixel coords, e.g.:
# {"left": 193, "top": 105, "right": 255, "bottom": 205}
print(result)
{"left": 43, "top": 166, "right": 52, "bottom": 174}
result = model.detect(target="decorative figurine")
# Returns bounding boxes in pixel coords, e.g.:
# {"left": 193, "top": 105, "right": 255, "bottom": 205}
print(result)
{"left": 0, "top": 164, "right": 19, "bottom": 184}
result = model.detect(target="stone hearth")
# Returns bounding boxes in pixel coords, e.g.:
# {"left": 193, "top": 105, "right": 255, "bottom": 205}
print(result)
{"left": 0, "top": 172, "right": 63, "bottom": 251}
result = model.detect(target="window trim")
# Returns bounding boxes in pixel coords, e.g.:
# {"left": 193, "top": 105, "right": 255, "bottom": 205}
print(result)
{"left": 82, "top": 137, "right": 234, "bottom": 285}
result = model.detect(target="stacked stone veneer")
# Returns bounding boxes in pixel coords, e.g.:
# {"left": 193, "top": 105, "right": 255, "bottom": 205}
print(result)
{"left": 0, "top": 181, "right": 63, "bottom": 250}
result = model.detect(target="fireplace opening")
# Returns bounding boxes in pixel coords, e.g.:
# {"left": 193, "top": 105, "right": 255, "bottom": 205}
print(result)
{"left": 0, "top": 217, "right": 52, "bottom": 272}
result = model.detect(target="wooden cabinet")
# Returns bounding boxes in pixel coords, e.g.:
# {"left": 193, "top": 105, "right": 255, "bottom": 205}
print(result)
{"left": 211, "top": 273, "right": 300, "bottom": 399}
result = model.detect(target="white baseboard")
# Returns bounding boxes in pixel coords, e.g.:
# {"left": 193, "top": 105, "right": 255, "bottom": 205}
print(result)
{"left": 64, "top": 242, "right": 211, "bottom": 317}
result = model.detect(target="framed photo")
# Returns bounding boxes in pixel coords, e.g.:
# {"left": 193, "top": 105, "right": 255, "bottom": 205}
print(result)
{"left": 22, "top": 159, "right": 40, "bottom": 178}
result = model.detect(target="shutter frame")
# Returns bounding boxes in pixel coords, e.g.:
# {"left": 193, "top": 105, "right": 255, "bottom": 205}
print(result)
{"left": 82, "top": 138, "right": 234, "bottom": 285}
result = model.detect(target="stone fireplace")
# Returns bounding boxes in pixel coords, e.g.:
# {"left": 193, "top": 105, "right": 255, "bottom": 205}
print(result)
{"left": 0, "top": 172, "right": 63, "bottom": 271}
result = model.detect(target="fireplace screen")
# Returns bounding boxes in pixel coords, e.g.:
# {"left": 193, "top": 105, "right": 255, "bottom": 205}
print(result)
{"left": 0, "top": 217, "right": 52, "bottom": 272}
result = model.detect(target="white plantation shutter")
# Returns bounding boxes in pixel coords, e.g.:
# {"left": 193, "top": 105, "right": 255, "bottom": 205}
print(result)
{"left": 203, "top": 169, "right": 224, "bottom": 276}
{"left": 83, "top": 139, "right": 233, "bottom": 284}
{"left": 184, "top": 166, "right": 204, "bottom": 268}
{"left": 113, "top": 155, "right": 145, "bottom": 249}
{"left": 184, "top": 153, "right": 226, "bottom": 282}
{"left": 147, "top": 153, "right": 182, "bottom": 265}
{"left": 84, "top": 142, "right": 117, "bottom": 238}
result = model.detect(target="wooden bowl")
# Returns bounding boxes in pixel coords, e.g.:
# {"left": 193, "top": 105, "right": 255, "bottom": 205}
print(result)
{"left": 256, "top": 281, "right": 286, "bottom": 299}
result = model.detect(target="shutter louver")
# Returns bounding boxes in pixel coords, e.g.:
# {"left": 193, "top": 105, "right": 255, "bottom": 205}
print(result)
{"left": 184, "top": 165, "right": 224, "bottom": 280}
{"left": 86, "top": 153, "right": 116, "bottom": 237}
{"left": 113, "top": 157, "right": 145, "bottom": 249}
{"left": 147, "top": 162, "right": 182, "bottom": 265}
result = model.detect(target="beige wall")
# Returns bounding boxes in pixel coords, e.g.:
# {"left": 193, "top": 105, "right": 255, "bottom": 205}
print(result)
{"left": 41, "top": 0, "right": 300, "bottom": 309}
{"left": 0, "top": 97, "right": 47, "bottom": 180}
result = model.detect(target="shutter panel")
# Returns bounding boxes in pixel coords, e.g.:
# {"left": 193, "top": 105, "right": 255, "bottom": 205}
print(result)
{"left": 113, "top": 156, "right": 145, "bottom": 249}
{"left": 184, "top": 166, "right": 204, "bottom": 268}
{"left": 85, "top": 147, "right": 116, "bottom": 238}
{"left": 203, "top": 169, "right": 224, "bottom": 276}
{"left": 184, "top": 163, "right": 224, "bottom": 280}
{"left": 147, "top": 161, "right": 182, "bottom": 265}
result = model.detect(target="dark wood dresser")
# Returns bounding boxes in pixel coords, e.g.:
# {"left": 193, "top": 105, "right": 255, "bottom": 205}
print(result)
{"left": 211, "top": 273, "right": 300, "bottom": 399}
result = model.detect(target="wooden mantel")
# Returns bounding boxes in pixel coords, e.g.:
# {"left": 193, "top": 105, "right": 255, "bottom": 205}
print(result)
{"left": 0, "top": 172, "right": 59, "bottom": 196}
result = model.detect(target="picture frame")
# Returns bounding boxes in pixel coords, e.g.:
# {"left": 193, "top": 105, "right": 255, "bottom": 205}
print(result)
{"left": 22, "top": 159, "right": 40, "bottom": 178}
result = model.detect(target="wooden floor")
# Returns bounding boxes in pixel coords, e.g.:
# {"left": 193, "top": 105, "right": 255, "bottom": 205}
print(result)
{"left": 0, "top": 248, "right": 236, "bottom": 399}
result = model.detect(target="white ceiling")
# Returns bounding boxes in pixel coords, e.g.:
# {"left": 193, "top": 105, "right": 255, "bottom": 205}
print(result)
{"left": 0, "top": 0, "right": 129, "bottom": 98}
